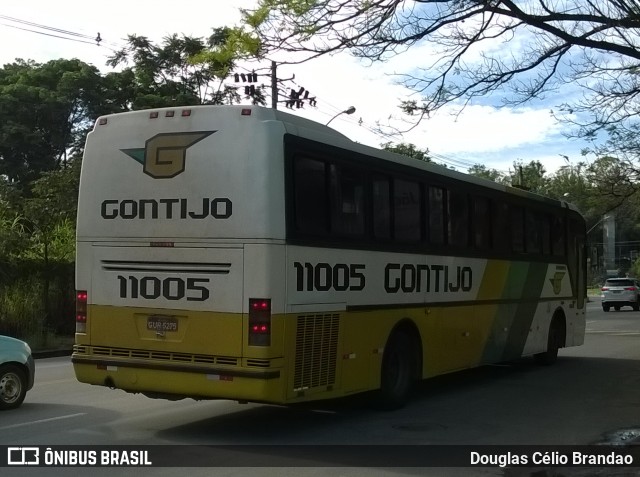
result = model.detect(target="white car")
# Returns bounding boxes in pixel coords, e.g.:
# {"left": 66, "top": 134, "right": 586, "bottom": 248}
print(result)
{"left": 601, "top": 278, "right": 640, "bottom": 312}
{"left": 0, "top": 335, "right": 35, "bottom": 409}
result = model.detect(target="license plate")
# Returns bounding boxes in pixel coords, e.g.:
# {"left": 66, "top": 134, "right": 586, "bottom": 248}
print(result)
{"left": 147, "top": 316, "right": 178, "bottom": 332}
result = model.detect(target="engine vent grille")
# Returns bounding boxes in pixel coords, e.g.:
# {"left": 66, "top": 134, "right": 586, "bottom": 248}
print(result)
{"left": 293, "top": 314, "right": 339, "bottom": 391}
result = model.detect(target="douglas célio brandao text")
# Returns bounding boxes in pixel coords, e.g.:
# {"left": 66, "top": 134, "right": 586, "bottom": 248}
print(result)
{"left": 470, "top": 451, "right": 634, "bottom": 467}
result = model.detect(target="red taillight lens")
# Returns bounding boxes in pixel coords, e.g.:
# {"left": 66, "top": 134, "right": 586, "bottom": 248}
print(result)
{"left": 601, "top": 287, "right": 609, "bottom": 291}
{"left": 248, "top": 298, "right": 271, "bottom": 346}
{"left": 76, "top": 290, "right": 88, "bottom": 332}
{"left": 625, "top": 287, "right": 636, "bottom": 291}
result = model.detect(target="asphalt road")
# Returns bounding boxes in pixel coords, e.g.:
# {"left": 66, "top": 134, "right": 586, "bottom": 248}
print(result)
{"left": 2, "top": 297, "right": 640, "bottom": 476}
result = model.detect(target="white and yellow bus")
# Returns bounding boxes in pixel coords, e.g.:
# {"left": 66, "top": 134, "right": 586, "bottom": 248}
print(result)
{"left": 73, "top": 105, "right": 586, "bottom": 408}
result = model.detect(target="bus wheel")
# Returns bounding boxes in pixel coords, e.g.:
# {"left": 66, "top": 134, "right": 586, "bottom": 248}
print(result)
{"left": 534, "top": 317, "right": 564, "bottom": 366}
{"left": 377, "top": 331, "right": 414, "bottom": 410}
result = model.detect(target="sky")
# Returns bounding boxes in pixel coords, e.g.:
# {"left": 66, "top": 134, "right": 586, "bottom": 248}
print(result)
{"left": 0, "top": 0, "right": 594, "bottom": 175}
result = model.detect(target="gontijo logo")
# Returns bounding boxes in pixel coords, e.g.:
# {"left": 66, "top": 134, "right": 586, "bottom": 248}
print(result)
{"left": 121, "top": 131, "right": 215, "bottom": 179}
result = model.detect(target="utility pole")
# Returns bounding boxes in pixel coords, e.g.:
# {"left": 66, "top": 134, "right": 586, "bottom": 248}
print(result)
{"left": 271, "top": 61, "right": 278, "bottom": 109}
{"left": 233, "top": 61, "right": 299, "bottom": 109}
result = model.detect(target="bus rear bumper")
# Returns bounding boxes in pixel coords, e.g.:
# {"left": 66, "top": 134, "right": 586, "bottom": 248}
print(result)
{"left": 72, "top": 355, "right": 285, "bottom": 404}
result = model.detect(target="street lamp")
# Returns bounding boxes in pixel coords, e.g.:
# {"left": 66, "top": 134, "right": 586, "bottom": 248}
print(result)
{"left": 587, "top": 215, "right": 611, "bottom": 234}
{"left": 326, "top": 106, "right": 356, "bottom": 126}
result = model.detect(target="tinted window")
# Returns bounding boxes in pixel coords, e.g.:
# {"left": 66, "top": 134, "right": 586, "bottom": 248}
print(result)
{"left": 492, "top": 201, "right": 509, "bottom": 252}
{"left": 541, "top": 213, "right": 551, "bottom": 255}
{"left": 605, "top": 279, "right": 634, "bottom": 287}
{"left": 372, "top": 175, "right": 391, "bottom": 239}
{"left": 329, "top": 165, "right": 365, "bottom": 237}
{"left": 473, "top": 196, "right": 491, "bottom": 249}
{"left": 294, "top": 157, "right": 327, "bottom": 234}
{"left": 448, "top": 190, "right": 469, "bottom": 248}
{"left": 428, "top": 186, "right": 445, "bottom": 245}
{"left": 552, "top": 215, "right": 565, "bottom": 256}
{"left": 525, "top": 209, "right": 541, "bottom": 254}
{"left": 511, "top": 206, "right": 524, "bottom": 253}
{"left": 394, "top": 179, "right": 421, "bottom": 241}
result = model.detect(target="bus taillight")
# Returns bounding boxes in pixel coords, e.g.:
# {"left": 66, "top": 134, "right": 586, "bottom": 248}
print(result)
{"left": 249, "top": 298, "right": 271, "bottom": 346}
{"left": 76, "top": 290, "right": 88, "bottom": 333}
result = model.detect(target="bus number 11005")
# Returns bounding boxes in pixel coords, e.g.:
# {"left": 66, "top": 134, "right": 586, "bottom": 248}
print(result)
{"left": 294, "top": 262, "right": 365, "bottom": 292}
{"left": 117, "top": 275, "right": 210, "bottom": 301}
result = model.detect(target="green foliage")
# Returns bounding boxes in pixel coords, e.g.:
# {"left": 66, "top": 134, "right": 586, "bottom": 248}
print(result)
{"left": 0, "top": 25, "right": 273, "bottom": 345}
{"left": 467, "top": 164, "right": 507, "bottom": 184}
{"left": 508, "top": 160, "right": 549, "bottom": 194}
{"left": 0, "top": 59, "right": 106, "bottom": 185}
{"left": 0, "top": 262, "right": 75, "bottom": 340}
{"left": 630, "top": 258, "right": 640, "bottom": 280}
{"left": 381, "top": 142, "right": 431, "bottom": 162}
{"left": 0, "top": 279, "right": 43, "bottom": 338}
{"left": 107, "top": 31, "right": 266, "bottom": 108}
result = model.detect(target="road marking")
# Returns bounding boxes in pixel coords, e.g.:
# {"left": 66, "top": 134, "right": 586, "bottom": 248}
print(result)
{"left": 0, "top": 412, "right": 86, "bottom": 431}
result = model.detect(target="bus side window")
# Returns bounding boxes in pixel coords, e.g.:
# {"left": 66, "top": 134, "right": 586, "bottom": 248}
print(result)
{"left": 525, "top": 209, "right": 541, "bottom": 254}
{"left": 492, "top": 200, "right": 509, "bottom": 253}
{"left": 510, "top": 205, "right": 525, "bottom": 253}
{"left": 294, "top": 157, "right": 328, "bottom": 234}
{"left": 329, "top": 164, "right": 365, "bottom": 237}
{"left": 473, "top": 196, "right": 490, "bottom": 250}
{"left": 448, "top": 190, "right": 469, "bottom": 248}
{"left": 428, "top": 186, "right": 445, "bottom": 245}
{"left": 393, "top": 179, "right": 421, "bottom": 241}
{"left": 552, "top": 215, "right": 566, "bottom": 256}
{"left": 541, "top": 213, "right": 552, "bottom": 255}
{"left": 372, "top": 175, "right": 391, "bottom": 240}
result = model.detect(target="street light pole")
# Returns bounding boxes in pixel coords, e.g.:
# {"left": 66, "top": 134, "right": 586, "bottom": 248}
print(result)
{"left": 326, "top": 106, "right": 356, "bottom": 126}
{"left": 587, "top": 215, "right": 611, "bottom": 234}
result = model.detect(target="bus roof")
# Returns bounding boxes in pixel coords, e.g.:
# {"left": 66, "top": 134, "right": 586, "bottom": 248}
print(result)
{"left": 93, "top": 105, "right": 579, "bottom": 214}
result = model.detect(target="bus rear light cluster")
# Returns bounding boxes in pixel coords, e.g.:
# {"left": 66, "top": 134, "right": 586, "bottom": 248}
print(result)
{"left": 76, "top": 290, "right": 88, "bottom": 333}
{"left": 248, "top": 298, "right": 271, "bottom": 346}
{"left": 148, "top": 109, "right": 192, "bottom": 119}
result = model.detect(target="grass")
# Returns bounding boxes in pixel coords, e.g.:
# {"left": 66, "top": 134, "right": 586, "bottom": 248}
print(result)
{"left": 587, "top": 287, "right": 602, "bottom": 297}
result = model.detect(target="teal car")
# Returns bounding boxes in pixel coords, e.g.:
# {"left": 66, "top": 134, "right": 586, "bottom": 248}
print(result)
{"left": 0, "top": 335, "right": 35, "bottom": 410}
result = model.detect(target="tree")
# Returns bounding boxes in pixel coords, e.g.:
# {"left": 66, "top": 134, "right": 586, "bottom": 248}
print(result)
{"left": 468, "top": 164, "right": 507, "bottom": 184}
{"left": 585, "top": 156, "right": 640, "bottom": 210}
{"left": 508, "top": 160, "right": 549, "bottom": 194}
{"left": 0, "top": 59, "right": 106, "bottom": 186}
{"left": 107, "top": 31, "right": 266, "bottom": 109}
{"left": 244, "top": 1, "right": 640, "bottom": 136}
{"left": 381, "top": 142, "right": 431, "bottom": 162}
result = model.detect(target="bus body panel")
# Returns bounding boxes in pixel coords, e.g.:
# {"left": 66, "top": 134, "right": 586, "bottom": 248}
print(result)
{"left": 77, "top": 106, "right": 286, "bottom": 242}
{"left": 73, "top": 105, "right": 586, "bottom": 406}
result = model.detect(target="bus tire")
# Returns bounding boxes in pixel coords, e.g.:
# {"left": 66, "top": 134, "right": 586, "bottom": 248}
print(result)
{"left": 377, "top": 331, "right": 414, "bottom": 410}
{"left": 534, "top": 315, "right": 564, "bottom": 366}
{"left": 0, "top": 364, "right": 27, "bottom": 410}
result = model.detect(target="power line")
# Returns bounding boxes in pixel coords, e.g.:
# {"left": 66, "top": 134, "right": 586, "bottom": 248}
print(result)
{"left": 0, "top": 13, "right": 120, "bottom": 48}
{"left": 0, "top": 22, "right": 99, "bottom": 46}
{"left": 0, "top": 14, "right": 97, "bottom": 41}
